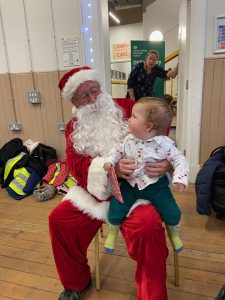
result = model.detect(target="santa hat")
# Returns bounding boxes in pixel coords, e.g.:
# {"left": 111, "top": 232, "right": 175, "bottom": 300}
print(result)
{"left": 58, "top": 66, "right": 102, "bottom": 101}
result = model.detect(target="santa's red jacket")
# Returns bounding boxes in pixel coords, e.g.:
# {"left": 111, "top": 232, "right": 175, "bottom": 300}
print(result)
{"left": 63, "top": 98, "right": 135, "bottom": 221}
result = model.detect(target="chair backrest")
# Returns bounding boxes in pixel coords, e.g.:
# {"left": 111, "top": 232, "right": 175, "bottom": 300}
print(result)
{"left": 113, "top": 98, "right": 135, "bottom": 119}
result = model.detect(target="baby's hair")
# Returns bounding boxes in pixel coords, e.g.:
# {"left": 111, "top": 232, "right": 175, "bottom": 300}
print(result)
{"left": 145, "top": 50, "right": 159, "bottom": 61}
{"left": 137, "top": 97, "right": 172, "bottom": 134}
{"left": 163, "top": 94, "right": 173, "bottom": 105}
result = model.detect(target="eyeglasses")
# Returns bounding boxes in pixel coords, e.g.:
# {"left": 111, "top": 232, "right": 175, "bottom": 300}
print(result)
{"left": 75, "top": 86, "right": 100, "bottom": 102}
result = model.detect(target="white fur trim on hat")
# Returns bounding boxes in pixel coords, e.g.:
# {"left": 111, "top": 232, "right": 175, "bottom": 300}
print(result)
{"left": 62, "top": 69, "right": 101, "bottom": 101}
{"left": 62, "top": 186, "right": 109, "bottom": 221}
{"left": 87, "top": 157, "right": 112, "bottom": 201}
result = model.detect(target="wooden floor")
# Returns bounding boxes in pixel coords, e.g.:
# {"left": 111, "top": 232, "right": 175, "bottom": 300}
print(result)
{"left": 0, "top": 185, "right": 225, "bottom": 300}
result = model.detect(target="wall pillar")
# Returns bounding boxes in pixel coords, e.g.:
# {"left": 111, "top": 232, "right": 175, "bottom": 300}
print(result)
{"left": 80, "top": 0, "right": 111, "bottom": 93}
{"left": 186, "top": 0, "right": 207, "bottom": 182}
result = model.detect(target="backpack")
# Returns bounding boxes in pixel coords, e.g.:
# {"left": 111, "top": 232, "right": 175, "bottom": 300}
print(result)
{"left": 31, "top": 143, "right": 57, "bottom": 168}
{"left": 1, "top": 145, "right": 57, "bottom": 189}
{"left": 0, "top": 138, "right": 28, "bottom": 184}
{"left": 211, "top": 147, "right": 225, "bottom": 219}
{"left": 1, "top": 142, "right": 57, "bottom": 200}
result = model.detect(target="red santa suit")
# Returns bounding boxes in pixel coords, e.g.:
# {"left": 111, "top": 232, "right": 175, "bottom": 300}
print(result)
{"left": 49, "top": 68, "right": 168, "bottom": 300}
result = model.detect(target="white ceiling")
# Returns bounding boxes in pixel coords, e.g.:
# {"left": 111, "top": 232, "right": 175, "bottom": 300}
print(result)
{"left": 108, "top": 0, "right": 156, "bottom": 26}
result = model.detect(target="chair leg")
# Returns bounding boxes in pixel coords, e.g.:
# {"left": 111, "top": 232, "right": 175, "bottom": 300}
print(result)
{"left": 95, "top": 231, "right": 100, "bottom": 290}
{"left": 173, "top": 250, "right": 180, "bottom": 286}
{"left": 99, "top": 225, "right": 104, "bottom": 238}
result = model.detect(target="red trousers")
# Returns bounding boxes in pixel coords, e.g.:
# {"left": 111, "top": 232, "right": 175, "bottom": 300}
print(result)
{"left": 49, "top": 201, "right": 168, "bottom": 300}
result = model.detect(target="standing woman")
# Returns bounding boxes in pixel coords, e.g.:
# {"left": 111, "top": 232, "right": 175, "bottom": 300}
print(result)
{"left": 127, "top": 50, "right": 178, "bottom": 101}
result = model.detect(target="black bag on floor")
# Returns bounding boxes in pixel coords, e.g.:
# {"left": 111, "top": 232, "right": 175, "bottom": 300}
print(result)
{"left": 211, "top": 147, "right": 225, "bottom": 219}
{"left": 0, "top": 138, "right": 28, "bottom": 184}
{"left": 215, "top": 284, "right": 225, "bottom": 300}
{"left": 3, "top": 143, "right": 57, "bottom": 188}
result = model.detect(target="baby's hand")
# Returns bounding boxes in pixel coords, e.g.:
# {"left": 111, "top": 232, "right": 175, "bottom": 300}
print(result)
{"left": 174, "top": 183, "right": 187, "bottom": 192}
{"left": 103, "top": 162, "right": 112, "bottom": 172}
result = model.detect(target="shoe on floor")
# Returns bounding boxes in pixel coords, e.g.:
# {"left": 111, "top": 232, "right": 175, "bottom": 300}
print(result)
{"left": 58, "top": 289, "right": 80, "bottom": 300}
{"left": 58, "top": 279, "right": 92, "bottom": 300}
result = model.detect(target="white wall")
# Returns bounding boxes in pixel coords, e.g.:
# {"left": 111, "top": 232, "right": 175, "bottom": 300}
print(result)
{"left": 0, "top": 0, "right": 111, "bottom": 92}
{"left": 0, "top": 0, "right": 30, "bottom": 73}
{"left": 165, "top": 56, "right": 178, "bottom": 97}
{"left": 110, "top": 23, "right": 143, "bottom": 61}
{"left": 0, "top": 0, "right": 83, "bottom": 73}
{"left": 205, "top": 0, "right": 225, "bottom": 57}
{"left": 109, "top": 23, "right": 143, "bottom": 78}
{"left": 143, "top": 0, "right": 182, "bottom": 56}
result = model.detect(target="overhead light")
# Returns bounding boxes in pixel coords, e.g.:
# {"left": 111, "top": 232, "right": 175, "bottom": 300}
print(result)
{"left": 109, "top": 11, "right": 120, "bottom": 24}
{"left": 149, "top": 31, "right": 164, "bottom": 41}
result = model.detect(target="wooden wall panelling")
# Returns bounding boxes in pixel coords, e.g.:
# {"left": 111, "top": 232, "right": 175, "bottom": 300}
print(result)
{"left": 52, "top": 71, "right": 67, "bottom": 158}
{"left": 217, "top": 61, "right": 225, "bottom": 147}
{"left": 35, "top": 72, "right": 59, "bottom": 156}
{"left": 29, "top": 72, "right": 45, "bottom": 142}
{"left": 0, "top": 74, "right": 15, "bottom": 146}
{"left": 35, "top": 72, "right": 66, "bottom": 158}
{"left": 200, "top": 58, "right": 225, "bottom": 164}
{"left": 200, "top": 60, "right": 214, "bottom": 164}
{"left": 59, "top": 70, "right": 73, "bottom": 125}
{"left": 63, "top": 100, "right": 74, "bottom": 125}
{"left": 10, "top": 74, "right": 25, "bottom": 142}
{"left": 12, "top": 73, "right": 43, "bottom": 143}
{"left": 0, "top": 69, "right": 82, "bottom": 158}
{"left": 208, "top": 60, "right": 224, "bottom": 154}
{"left": 46, "top": 71, "right": 67, "bottom": 158}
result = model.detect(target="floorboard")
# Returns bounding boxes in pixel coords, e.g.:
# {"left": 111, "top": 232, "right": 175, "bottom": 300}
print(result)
{"left": 0, "top": 185, "right": 224, "bottom": 299}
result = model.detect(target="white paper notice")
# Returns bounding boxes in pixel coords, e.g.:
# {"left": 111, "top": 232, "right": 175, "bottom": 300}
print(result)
{"left": 62, "top": 37, "right": 80, "bottom": 67}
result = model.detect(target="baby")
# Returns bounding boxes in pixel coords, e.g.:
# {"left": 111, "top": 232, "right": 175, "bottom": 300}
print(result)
{"left": 104, "top": 97, "right": 189, "bottom": 253}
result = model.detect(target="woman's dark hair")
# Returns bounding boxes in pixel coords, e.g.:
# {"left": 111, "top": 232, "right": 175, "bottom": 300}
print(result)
{"left": 163, "top": 94, "right": 173, "bottom": 105}
{"left": 145, "top": 50, "right": 159, "bottom": 61}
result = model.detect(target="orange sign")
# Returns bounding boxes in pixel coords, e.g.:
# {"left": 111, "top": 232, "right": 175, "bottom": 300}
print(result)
{"left": 112, "top": 43, "right": 130, "bottom": 60}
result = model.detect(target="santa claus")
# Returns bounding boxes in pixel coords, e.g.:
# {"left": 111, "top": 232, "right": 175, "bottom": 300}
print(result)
{"left": 49, "top": 66, "right": 169, "bottom": 300}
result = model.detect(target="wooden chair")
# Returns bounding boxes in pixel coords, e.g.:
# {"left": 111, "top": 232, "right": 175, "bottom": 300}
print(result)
{"left": 94, "top": 226, "right": 180, "bottom": 290}
{"left": 173, "top": 250, "right": 180, "bottom": 286}
{"left": 94, "top": 231, "right": 100, "bottom": 290}
{"left": 94, "top": 226, "right": 103, "bottom": 290}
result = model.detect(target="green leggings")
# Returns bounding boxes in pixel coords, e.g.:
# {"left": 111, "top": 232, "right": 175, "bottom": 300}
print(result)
{"left": 108, "top": 176, "right": 181, "bottom": 226}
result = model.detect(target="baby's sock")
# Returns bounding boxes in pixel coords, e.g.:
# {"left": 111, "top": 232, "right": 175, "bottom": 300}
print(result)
{"left": 166, "top": 224, "right": 183, "bottom": 253}
{"left": 104, "top": 224, "right": 119, "bottom": 253}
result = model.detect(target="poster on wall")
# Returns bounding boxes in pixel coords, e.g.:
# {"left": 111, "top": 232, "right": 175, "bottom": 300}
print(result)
{"left": 214, "top": 16, "right": 225, "bottom": 54}
{"left": 112, "top": 43, "right": 130, "bottom": 60}
{"left": 61, "top": 36, "right": 80, "bottom": 67}
{"left": 130, "top": 41, "right": 165, "bottom": 98}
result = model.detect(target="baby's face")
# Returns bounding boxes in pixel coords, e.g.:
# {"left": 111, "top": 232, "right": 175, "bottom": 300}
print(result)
{"left": 128, "top": 103, "right": 149, "bottom": 139}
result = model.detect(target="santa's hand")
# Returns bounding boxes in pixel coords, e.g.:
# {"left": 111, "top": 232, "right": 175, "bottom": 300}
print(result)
{"left": 174, "top": 182, "right": 187, "bottom": 192}
{"left": 115, "top": 158, "right": 136, "bottom": 180}
{"left": 145, "top": 159, "right": 172, "bottom": 178}
{"left": 103, "top": 162, "right": 112, "bottom": 172}
{"left": 87, "top": 157, "right": 112, "bottom": 200}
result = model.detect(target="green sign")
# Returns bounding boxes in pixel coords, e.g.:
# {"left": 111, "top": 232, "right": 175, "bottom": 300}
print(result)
{"left": 131, "top": 41, "right": 165, "bottom": 98}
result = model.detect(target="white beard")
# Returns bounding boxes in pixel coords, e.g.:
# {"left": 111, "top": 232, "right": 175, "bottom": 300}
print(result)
{"left": 71, "top": 93, "right": 128, "bottom": 157}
